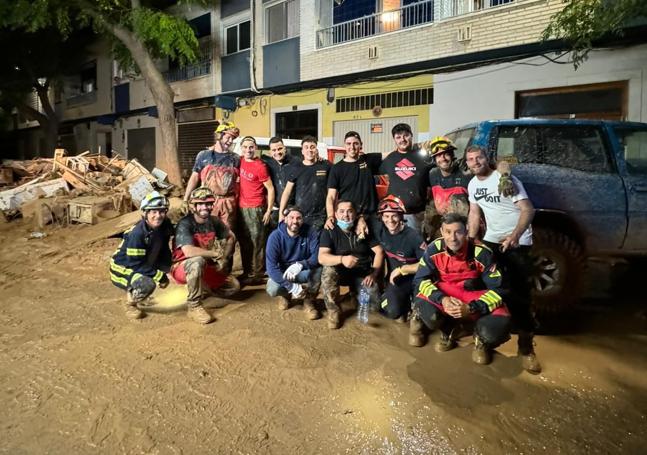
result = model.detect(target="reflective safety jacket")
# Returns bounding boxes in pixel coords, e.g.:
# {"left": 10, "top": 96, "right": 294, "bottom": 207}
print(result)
{"left": 413, "top": 238, "right": 504, "bottom": 315}
{"left": 110, "top": 218, "right": 173, "bottom": 290}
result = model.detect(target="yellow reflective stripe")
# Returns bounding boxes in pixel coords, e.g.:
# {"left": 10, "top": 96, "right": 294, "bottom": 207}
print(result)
{"left": 126, "top": 248, "right": 146, "bottom": 256}
{"left": 110, "top": 273, "right": 128, "bottom": 287}
{"left": 419, "top": 280, "right": 438, "bottom": 297}
{"left": 418, "top": 257, "right": 426, "bottom": 267}
{"left": 434, "top": 239, "right": 442, "bottom": 250}
{"left": 489, "top": 268, "right": 502, "bottom": 279}
{"left": 132, "top": 273, "right": 143, "bottom": 283}
{"left": 153, "top": 270, "right": 164, "bottom": 282}
{"left": 381, "top": 298, "right": 388, "bottom": 309}
{"left": 110, "top": 259, "right": 133, "bottom": 277}
{"left": 474, "top": 246, "right": 483, "bottom": 258}
{"left": 480, "top": 290, "right": 502, "bottom": 311}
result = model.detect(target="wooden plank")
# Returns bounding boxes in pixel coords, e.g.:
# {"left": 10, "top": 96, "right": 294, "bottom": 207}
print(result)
{"left": 72, "top": 210, "right": 141, "bottom": 245}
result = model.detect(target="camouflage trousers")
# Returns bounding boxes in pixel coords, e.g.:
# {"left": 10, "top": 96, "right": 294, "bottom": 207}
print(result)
{"left": 321, "top": 265, "right": 380, "bottom": 312}
{"left": 180, "top": 256, "right": 240, "bottom": 308}
{"left": 237, "top": 206, "right": 267, "bottom": 280}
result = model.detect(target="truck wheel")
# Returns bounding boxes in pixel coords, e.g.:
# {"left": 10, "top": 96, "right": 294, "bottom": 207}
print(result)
{"left": 531, "top": 228, "right": 584, "bottom": 316}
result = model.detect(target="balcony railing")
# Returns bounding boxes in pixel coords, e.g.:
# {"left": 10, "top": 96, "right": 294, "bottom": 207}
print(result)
{"left": 316, "top": 0, "right": 515, "bottom": 48}
{"left": 163, "top": 60, "right": 212, "bottom": 83}
{"left": 66, "top": 90, "right": 98, "bottom": 107}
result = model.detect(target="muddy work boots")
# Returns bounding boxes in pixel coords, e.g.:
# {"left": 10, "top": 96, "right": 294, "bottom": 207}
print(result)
{"left": 303, "top": 297, "right": 320, "bottom": 321}
{"left": 518, "top": 332, "right": 542, "bottom": 374}
{"left": 327, "top": 308, "right": 341, "bottom": 329}
{"left": 124, "top": 292, "right": 145, "bottom": 320}
{"left": 276, "top": 295, "right": 290, "bottom": 311}
{"left": 472, "top": 335, "right": 493, "bottom": 365}
{"left": 408, "top": 315, "right": 426, "bottom": 347}
{"left": 435, "top": 329, "right": 457, "bottom": 353}
{"left": 187, "top": 305, "right": 214, "bottom": 325}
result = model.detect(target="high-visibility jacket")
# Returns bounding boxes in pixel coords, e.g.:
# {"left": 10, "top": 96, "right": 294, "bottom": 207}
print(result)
{"left": 413, "top": 238, "right": 507, "bottom": 316}
{"left": 110, "top": 218, "right": 173, "bottom": 290}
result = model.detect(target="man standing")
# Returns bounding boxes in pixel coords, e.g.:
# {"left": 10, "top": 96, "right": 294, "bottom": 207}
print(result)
{"left": 261, "top": 136, "right": 294, "bottom": 229}
{"left": 325, "top": 131, "right": 382, "bottom": 233}
{"left": 238, "top": 136, "right": 275, "bottom": 285}
{"left": 379, "top": 123, "right": 432, "bottom": 232}
{"left": 410, "top": 214, "right": 511, "bottom": 365}
{"left": 266, "top": 206, "right": 321, "bottom": 320}
{"left": 110, "top": 191, "right": 173, "bottom": 320}
{"left": 279, "top": 136, "right": 330, "bottom": 231}
{"left": 374, "top": 196, "right": 427, "bottom": 321}
{"left": 171, "top": 187, "right": 240, "bottom": 325}
{"left": 318, "top": 200, "right": 384, "bottom": 329}
{"left": 465, "top": 145, "right": 541, "bottom": 374}
{"left": 182, "top": 122, "right": 241, "bottom": 228}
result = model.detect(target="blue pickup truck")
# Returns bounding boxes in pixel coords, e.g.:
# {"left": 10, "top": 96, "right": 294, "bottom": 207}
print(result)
{"left": 445, "top": 119, "right": 647, "bottom": 315}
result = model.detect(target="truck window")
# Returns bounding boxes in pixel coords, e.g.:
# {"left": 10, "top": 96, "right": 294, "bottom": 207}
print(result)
{"left": 614, "top": 127, "right": 647, "bottom": 175}
{"left": 495, "top": 126, "right": 539, "bottom": 162}
{"left": 446, "top": 127, "right": 475, "bottom": 156}
{"left": 539, "top": 126, "right": 611, "bottom": 173}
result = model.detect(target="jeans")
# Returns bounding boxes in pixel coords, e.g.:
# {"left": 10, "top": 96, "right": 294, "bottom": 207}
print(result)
{"left": 266, "top": 267, "right": 322, "bottom": 298}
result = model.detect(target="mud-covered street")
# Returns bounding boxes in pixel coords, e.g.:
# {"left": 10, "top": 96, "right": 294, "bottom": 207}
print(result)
{"left": 1, "top": 219, "right": 646, "bottom": 454}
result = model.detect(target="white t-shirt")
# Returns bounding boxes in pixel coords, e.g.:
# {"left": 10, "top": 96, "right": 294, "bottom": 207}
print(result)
{"left": 468, "top": 170, "right": 533, "bottom": 246}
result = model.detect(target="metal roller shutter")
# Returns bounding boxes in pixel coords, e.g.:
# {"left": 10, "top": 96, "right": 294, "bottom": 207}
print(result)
{"left": 178, "top": 121, "right": 218, "bottom": 172}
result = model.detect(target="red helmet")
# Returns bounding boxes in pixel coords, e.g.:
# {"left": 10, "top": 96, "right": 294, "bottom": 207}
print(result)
{"left": 377, "top": 195, "right": 406, "bottom": 214}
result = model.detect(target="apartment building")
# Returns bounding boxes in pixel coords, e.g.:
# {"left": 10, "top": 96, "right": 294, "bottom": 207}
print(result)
{"left": 7, "top": 0, "right": 647, "bottom": 169}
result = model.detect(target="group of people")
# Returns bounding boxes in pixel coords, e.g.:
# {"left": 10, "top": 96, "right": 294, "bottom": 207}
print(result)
{"left": 109, "top": 121, "right": 542, "bottom": 374}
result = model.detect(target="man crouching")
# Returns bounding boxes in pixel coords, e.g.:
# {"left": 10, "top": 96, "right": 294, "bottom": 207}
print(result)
{"left": 110, "top": 191, "right": 174, "bottom": 320}
{"left": 171, "top": 187, "right": 240, "bottom": 324}
{"left": 409, "top": 213, "right": 511, "bottom": 365}
{"left": 265, "top": 206, "right": 321, "bottom": 319}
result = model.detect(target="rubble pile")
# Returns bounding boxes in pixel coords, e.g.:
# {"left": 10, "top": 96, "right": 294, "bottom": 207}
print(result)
{"left": 0, "top": 149, "right": 176, "bottom": 229}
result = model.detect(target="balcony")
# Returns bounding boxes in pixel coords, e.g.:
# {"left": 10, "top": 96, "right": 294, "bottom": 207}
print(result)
{"left": 316, "top": 0, "right": 515, "bottom": 48}
{"left": 163, "top": 60, "right": 212, "bottom": 83}
{"left": 66, "top": 90, "right": 98, "bottom": 107}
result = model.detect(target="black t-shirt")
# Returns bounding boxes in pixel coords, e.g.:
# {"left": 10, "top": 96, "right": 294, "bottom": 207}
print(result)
{"left": 287, "top": 160, "right": 331, "bottom": 220}
{"left": 428, "top": 165, "right": 472, "bottom": 190}
{"left": 379, "top": 149, "right": 432, "bottom": 213}
{"left": 327, "top": 153, "right": 382, "bottom": 215}
{"left": 319, "top": 224, "right": 379, "bottom": 276}
{"left": 261, "top": 154, "right": 294, "bottom": 209}
{"left": 374, "top": 224, "right": 426, "bottom": 273}
{"left": 174, "top": 215, "right": 230, "bottom": 250}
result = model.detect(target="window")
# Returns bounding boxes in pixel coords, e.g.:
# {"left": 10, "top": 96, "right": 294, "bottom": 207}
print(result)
{"left": 495, "top": 125, "right": 612, "bottom": 173}
{"left": 266, "top": 0, "right": 299, "bottom": 44}
{"left": 446, "top": 127, "right": 476, "bottom": 157}
{"left": 614, "top": 127, "right": 647, "bottom": 175}
{"left": 225, "top": 20, "right": 250, "bottom": 55}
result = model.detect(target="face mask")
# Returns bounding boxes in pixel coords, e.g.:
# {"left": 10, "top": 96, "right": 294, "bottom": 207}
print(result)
{"left": 336, "top": 219, "right": 353, "bottom": 230}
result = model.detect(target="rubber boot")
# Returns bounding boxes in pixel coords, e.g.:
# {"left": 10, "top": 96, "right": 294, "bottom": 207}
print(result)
{"left": 303, "top": 297, "right": 320, "bottom": 320}
{"left": 187, "top": 305, "right": 214, "bottom": 324}
{"left": 518, "top": 332, "right": 542, "bottom": 374}
{"left": 277, "top": 295, "right": 290, "bottom": 311}
{"left": 472, "top": 336, "right": 493, "bottom": 365}
{"left": 408, "top": 315, "right": 426, "bottom": 347}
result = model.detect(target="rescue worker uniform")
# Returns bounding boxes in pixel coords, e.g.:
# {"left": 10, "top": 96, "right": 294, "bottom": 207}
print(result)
{"left": 413, "top": 238, "right": 511, "bottom": 350}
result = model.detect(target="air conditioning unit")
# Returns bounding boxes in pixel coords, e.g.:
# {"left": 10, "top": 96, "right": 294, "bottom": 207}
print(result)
{"left": 368, "top": 45, "right": 379, "bottom": 60}
{"left": 457, "top": 25, "right": 472, "bottom": 43}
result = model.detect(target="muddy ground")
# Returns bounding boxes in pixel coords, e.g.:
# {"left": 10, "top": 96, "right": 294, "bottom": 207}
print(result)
{"left": 1, "top": 218, "right": 646, "bottom": 454}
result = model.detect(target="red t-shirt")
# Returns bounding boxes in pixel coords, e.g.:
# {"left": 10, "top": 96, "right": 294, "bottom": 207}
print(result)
{"left": 239, "top": 158, "right": 269, "bottom": 208}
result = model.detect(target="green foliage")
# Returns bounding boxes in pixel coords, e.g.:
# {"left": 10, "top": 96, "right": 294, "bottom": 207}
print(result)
{"left": 543, "top": 0, "right": 647, "bottom": 68}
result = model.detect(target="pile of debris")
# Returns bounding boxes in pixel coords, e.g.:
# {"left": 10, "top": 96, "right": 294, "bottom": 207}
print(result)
{"left": 0, "top": 149, "right": 176, "bottom": 229}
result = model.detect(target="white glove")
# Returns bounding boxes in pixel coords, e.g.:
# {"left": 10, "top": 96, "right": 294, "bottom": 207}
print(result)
{"left": 289, "top": 283, "right": 306, "bottom": 299}
{"left": 283, "top": 262, "right": 304, "bottom": 281}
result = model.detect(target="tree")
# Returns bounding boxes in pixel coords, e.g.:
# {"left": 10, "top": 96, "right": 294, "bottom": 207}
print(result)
{"left": 0, "top": 0, "right": 213, "bottom": 186}
{"left": 543, "top": 0, "right": 647, "bottom": 68}
{"left": 0, "top": 28, "right": 90, "bottom": 156}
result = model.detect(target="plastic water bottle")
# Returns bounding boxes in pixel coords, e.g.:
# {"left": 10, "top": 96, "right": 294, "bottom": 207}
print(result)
{"left": 357, "top": 286, "right": 370, "bottom": 324}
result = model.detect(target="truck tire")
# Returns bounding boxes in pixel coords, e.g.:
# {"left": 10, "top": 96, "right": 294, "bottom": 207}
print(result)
{"left": 531, "top": 227, "right": 585, "bottom": 316}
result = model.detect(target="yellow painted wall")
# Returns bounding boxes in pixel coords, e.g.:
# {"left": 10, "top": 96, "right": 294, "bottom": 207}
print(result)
{"left": 216, "top": 73, "right": 433, "bottom": 142}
